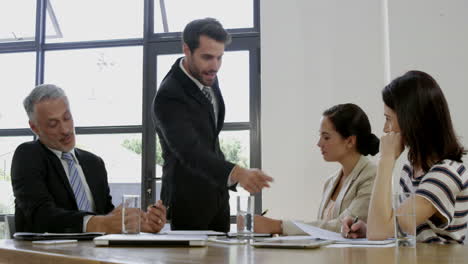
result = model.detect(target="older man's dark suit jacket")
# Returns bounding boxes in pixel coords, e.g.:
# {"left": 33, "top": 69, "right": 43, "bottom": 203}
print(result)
{"left": 11, "top": 140, "right": 114, "bottom": 233}
{"left": 153, "top": 57, "right": 236, "bottom": 232}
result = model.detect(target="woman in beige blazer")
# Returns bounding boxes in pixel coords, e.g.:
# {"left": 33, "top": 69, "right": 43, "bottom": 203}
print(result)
{"left": 255, "top": 103, "right": 379, "bottom": 235}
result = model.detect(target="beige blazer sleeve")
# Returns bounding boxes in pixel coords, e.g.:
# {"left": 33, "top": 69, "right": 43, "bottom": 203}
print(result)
{"left": 282, "top": 156, "right": 376, "bottom": 235}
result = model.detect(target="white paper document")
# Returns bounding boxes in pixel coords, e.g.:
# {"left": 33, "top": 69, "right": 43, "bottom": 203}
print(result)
{"left": 325, "top": 243, "right": 395, "bottom": 248}
{"left": 160, "top": 230, "right": 226, "bottom": 236}
{"left": 292, "top": 221, "right": 394, "bottom": 245}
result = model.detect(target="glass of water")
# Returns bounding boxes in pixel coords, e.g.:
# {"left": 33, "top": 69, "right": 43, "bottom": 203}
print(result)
{"left": 393, "top": 192, "right": 416, "bottom": 248}
{"left": 122, "top": 194, "right": 141, "bottom": 234}
{"left": 236, "top": 195, "right": 255, "bottom": 239}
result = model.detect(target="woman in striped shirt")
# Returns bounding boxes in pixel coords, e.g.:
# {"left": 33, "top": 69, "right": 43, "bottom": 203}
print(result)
{"left": 344, "top": 71, "right": 467, "bottom": 244}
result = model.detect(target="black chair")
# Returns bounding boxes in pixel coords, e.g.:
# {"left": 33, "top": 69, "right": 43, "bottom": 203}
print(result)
{"left": 4, "top": 215, "right": 15, "bottom": 239}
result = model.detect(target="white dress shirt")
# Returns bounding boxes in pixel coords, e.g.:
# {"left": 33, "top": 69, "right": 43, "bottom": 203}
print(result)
{"left": 48, "top": 147, "right": 95, "bottom": 232}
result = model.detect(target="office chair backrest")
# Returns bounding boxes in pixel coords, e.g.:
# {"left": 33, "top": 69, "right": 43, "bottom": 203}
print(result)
{"left": 4, "top": 215, "right": 15, "bottom": 239}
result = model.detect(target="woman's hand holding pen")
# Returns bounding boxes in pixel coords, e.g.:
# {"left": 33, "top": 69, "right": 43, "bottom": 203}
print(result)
{"left": 254, "top": 215, "right": 282, "bottom": 234}
{"left": 341, "top": 216, "right": 367, "bottom": 239}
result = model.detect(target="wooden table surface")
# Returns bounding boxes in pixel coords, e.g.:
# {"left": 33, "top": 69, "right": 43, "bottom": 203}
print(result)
{"left": 0, "top": 239, "right": 466, "bottom": 264}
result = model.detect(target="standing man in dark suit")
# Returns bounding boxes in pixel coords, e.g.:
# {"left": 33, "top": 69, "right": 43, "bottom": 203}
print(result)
{"left": 153, "top": 18, "right": 273, "bottom": 232}
{"left": 12, "top": 84, "right": 166, "bottom": 233}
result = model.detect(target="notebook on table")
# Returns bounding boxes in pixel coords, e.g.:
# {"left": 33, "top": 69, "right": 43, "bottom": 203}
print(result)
{"left": 251, "top": 238, "right": 333, "bottom": 249}
{"left": 14, "top": 232, "right": 105, "bottom": 241}
{"left": 94, "top": 234, "right": 208, "bottom": 247}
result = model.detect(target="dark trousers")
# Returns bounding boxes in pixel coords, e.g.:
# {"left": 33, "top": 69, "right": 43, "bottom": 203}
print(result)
{"left": 168, "top": 191, "right": 230, "bottom": 233}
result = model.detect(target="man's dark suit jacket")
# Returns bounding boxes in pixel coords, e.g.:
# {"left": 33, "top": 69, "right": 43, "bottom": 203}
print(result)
{"left": 153, "top": 57, "right": 236, "bottom": 232}
{"left": 11, "top": 140, "right": 114, "bottom": 233}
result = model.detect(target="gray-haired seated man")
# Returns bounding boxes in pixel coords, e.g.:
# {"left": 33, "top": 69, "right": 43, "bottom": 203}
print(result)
{"left": 11, "top": 84, "right": 166, "bottom": 233}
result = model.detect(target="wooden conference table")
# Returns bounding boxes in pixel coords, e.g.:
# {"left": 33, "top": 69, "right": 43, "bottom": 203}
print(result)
{"left": 0, "top": 239, "right": 466, "bottom": 264}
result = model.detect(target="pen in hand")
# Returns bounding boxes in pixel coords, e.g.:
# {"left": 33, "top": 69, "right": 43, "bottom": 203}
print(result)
{"left": 261, "top": 209, "right": 269, "bottom": 216}
{"left": 345, "top": 216, "right": 359, "bottom": 238}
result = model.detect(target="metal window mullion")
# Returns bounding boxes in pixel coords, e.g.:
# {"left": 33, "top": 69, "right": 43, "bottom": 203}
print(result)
{"left": 159, "top": 0, "right": 169, "bottom": 33}
{"left": 250, "top": 0, "right": 263, "bottom": 213}
{"left": 0, "top": 129, "right": 34, "bottom": 137}
{"left": 74, "top": 126, "right": 142, "bottom": 135}
{"left": 35, "top": 0, "right": 47, "bottom": 85}
{"left": 141, "top": 0, "right": 157, "bottom": 209}
{"left": 249, "top": 37, "right": 262, "bottom": 214}
{"left": 0, "top": 42, "right": 35, "bottom": 53}
{"left": 253, "top": 0, "right": 260, "bottom": 32}
{"left": 42, "top": 39, "right": 144, "bottom": 52}
{"left": 222, "top": 122, "right": 251, "bottom": 131}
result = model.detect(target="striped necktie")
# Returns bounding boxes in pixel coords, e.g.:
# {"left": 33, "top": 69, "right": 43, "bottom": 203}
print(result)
{"left": 61, "top": 152, "right": 91, "bottom": 211}
{"left": 201, "top": 86, "right": 213, "bottom": 105}
{"left": 201, "top": 86, "right": 217, "bottom": 127}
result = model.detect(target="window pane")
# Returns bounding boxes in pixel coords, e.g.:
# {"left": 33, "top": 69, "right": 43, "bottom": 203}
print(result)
{"left": 0, "top": 52, "right": 36, "bottom": 128}
{"left": 0, "top": 1, "right": 36, "bottom": 43}
{"left": 0, "top": 136, "right": 34, "bottom": 215}
{"left": 76, "top": 134, "right": 142, "bottom": 207}
{"left": 0, "top": 222, "right": 6, "bottom": 239}
{"left": 219, "top": 130, "right": 250, "bottom": 215}
{"left": 45, "top": 47, "right": 142, "bottom": 126}
{"left": 46, "top": 0, "right": 143, "bottom": 43}
{"left": 157, "top": 51, "right": 249, "bottom": 122}
{"left": 154, "top": 0, "right": 253, "bottom": 33}
{"left": 156, "top": 54, "right": 181, "bottom": 88}
{"left": 219, "top": 51, "right": 249, "bottom": 122}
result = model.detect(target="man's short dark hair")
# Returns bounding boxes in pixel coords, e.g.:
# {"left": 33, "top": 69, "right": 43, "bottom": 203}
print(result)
{"left": 182, "top": 18, "right": 231, "bottom": 52}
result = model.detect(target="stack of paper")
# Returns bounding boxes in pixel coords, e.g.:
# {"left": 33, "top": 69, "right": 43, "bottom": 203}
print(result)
{"left": 290, "top": 221, "right": 394, "bottom": 247}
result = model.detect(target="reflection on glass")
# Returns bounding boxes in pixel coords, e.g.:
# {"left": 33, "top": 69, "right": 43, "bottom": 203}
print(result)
{"left": 46, "top": 0, "right": 143, "bottom": 42}
{"left": 219, "top": 130, "right": 251, "bottom": 215}
{"left": 0, "top": 52, "right": 36, "bottom": 128}
{"left": 76, "top": 134, "right": 142, "bottom": 206}
{"left": 0, "top": 222, "right": 6, "bottom": 239}
{"left": 0, "top": 136, "right": 34, "bottom": 215}
{"left": 0, "top": 2, "right": 36, "bottom": 42}
{"left": 157, "top": 51, "right": 249, "bottom": 122}
{"left": 45, "top": 46, "right": 142, "bottom": 126}
{"left": 154, "top": 0, "right": 253, "bottom": 33}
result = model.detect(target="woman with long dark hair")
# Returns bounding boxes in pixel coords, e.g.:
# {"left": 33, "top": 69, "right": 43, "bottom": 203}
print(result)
{"left": 346, "top": 71, "right": 467, "bottom": 243}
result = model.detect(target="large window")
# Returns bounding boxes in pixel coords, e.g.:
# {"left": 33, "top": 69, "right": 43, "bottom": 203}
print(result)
{"left": 44, "top": 47, "right": 143, "bottom": 126}
{"left": 0, "top": 0, "right": 260, "bottom": 236}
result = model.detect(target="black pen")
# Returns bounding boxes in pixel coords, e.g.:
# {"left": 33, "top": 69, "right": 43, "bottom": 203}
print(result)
{"left": 345, "top": 216, "right": 359, "bottom": 238}
{"left": 261, "top": 209, "right": 268, "bottom": 216}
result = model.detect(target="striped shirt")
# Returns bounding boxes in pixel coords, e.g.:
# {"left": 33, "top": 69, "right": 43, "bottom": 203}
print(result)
{"left": 399, "top": 160, "right": 468, "bottom": 244}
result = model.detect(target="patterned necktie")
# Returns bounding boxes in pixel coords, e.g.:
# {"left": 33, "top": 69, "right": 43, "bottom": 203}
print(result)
{"left": 202, "top": 86, "right": 218, "bottom": 127}
{"left": 201, "top": 86, "right": 213, "bottom": 105}
{"left": 61, "top": 152, "right": 91, "bottom": 211}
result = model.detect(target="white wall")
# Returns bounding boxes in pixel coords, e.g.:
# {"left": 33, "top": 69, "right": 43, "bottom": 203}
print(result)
{"left": 261, "top": 0, "right": 468, "bottom": 221}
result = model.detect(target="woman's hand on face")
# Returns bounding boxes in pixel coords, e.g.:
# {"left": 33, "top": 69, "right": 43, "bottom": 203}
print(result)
{"left": 380, "top": 132, "right": 403, "bottom": 160}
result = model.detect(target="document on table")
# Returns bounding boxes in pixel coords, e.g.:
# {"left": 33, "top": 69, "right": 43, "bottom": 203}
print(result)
{"left": 292, "top": 221, "right": 394, "bottom": 245}
{"left": 159, "top": 230, "right": 226, "bottom": 236}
